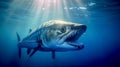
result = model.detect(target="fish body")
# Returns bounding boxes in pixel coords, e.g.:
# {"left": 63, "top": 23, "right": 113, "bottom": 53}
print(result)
{"left": 17, "top": 20, "right": 87, "bottom": 59}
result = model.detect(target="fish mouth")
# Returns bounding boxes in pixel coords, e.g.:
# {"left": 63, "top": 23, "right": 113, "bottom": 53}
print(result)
{"left": 65, "top": 25, "right": 86, "bottom": 49}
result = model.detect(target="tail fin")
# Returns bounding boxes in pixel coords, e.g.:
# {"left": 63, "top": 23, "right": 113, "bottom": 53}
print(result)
{"left": 16, "top": 32, "right": 20, "bottom": 42}
{"left": 16, "top": 32, "right": 21, "bottom": 58}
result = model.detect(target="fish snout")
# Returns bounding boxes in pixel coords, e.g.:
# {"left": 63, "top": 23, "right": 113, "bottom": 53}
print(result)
{"left": 74, "top": 24, "right": 87, "bottom": 32}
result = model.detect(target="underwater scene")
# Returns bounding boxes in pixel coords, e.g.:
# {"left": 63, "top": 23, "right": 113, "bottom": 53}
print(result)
{"left": 0, "top": 0, "right": 120, "bottom": 67}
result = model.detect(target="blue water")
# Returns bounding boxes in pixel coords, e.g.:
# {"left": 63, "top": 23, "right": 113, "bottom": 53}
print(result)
{"left": 0, "top": 0, "right": 120, "bottom": 67}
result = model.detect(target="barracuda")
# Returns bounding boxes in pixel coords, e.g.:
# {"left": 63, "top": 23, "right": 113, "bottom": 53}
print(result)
{"left": 17, "top": 20, "right": 87, "bottom": 59}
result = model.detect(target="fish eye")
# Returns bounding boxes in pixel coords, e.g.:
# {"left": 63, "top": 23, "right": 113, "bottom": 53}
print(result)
{"left": 61, "top": 27, "right": 66, "bottom": 33}
{"left": 56, "top": 30, "right": 62, "bottom": 34}
{"left": 56, "top": 27, "right": 66, "bottom": 35}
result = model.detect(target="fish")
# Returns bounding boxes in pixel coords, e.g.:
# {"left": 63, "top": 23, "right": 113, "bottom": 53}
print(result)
{"left": 16, "top": 20, "right": 87, "bottom": 59}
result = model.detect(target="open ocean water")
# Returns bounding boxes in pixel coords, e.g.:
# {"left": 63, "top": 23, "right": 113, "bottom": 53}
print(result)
{"left": 0, "top": 0, "right": 120, "bottom": 67}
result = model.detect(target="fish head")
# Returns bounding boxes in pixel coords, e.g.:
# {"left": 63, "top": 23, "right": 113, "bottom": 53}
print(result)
{"left": 40, "top": 20, "right": 87, "bottom": 51}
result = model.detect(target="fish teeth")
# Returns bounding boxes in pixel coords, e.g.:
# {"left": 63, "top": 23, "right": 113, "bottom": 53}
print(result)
{"left": 67, "top": 31, "right": 79, "bottom": 39}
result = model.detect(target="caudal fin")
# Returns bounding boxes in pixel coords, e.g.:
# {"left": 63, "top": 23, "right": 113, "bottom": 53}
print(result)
{"left": 16, "top": 32, "right": 21, "bottom": 58}
{"left": 16, "top": 32, "right": 20, "bottom": 42}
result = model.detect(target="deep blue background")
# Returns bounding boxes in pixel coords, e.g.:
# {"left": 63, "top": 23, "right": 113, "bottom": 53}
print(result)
{"left": 0, "top": 0, "right": 120, "bottom": 67}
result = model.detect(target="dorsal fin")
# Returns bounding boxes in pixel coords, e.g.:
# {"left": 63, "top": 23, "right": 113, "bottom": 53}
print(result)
{"left": 29, "top": 29, "right": 32, "bottom": 33}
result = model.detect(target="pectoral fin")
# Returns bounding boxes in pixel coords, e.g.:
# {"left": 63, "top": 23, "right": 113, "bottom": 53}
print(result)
{"left": 27, "top": 48, "right": 32, "bottom": 55}
{"left": 29, "top": 42, "right": 41, "bottom": 57}
{"left": 29, "top": 48, "right": 39, "bottom": 57}
{"left": 29, "top": 39, "right": 43, "bottom": 57}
